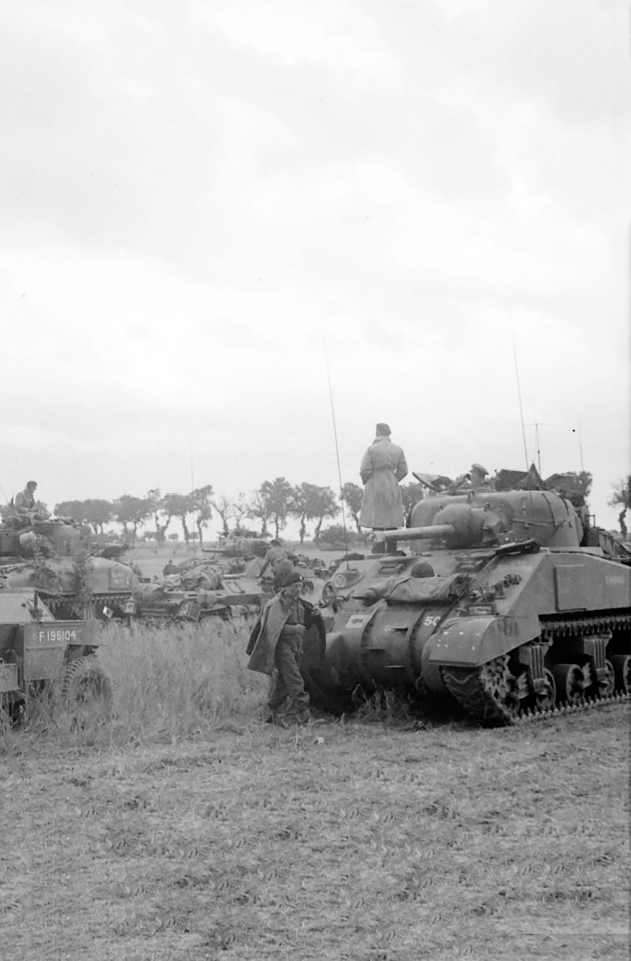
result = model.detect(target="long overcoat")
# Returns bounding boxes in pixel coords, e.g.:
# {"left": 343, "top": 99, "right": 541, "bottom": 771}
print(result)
{"left": 246, "top": 594, "right": 326, "bottom": 676}
{"left": 359, "top": 436, "right": 408, "bottom": 529}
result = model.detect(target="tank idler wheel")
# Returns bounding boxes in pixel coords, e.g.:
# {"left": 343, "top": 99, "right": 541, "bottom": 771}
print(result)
{"left": 535, "top": 669, "right": 557, "bottom": 712}
{"left": 552, "top": 663, "right": 585, "bottom": 706}
{"left": 596, "top": 660, "right": 615, "bottom": 699}
{"left": 610, "top": 655, "right": 631, "bottom": 695}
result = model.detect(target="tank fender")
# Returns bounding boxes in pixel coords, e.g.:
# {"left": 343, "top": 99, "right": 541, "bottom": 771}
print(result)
{"left": 426, "top": 613, "right": 541, "bottom": 669}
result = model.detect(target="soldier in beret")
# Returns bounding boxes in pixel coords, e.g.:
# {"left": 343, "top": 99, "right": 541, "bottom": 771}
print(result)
{"left": 246, "top": 571, "right": 325, "bottom": 725}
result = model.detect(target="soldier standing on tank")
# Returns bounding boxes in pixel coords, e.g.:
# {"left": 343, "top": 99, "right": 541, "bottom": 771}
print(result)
{"left": 359, "top": 423, "right": 408, "bottom": 530}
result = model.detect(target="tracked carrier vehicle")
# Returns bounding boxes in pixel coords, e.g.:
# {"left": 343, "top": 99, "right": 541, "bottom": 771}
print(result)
{"left": 307, "top": 483, "right": 630, "bottom": 724}
{"left": 0, "top": 518, "right": 138, "bottom": 620}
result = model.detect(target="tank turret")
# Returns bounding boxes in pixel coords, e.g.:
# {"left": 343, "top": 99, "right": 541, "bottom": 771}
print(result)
{"left": 303, "top": 477, "right": 630, "bottom": 725}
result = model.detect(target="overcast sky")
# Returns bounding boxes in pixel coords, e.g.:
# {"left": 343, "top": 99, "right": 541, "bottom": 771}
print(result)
{"left": 2, "top": 0, "right": 629, "bottom": 533}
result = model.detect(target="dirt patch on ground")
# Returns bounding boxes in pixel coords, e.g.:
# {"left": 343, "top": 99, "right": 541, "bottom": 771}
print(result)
{"left": 1, "top": 705, "right": 628, "bottom": 960}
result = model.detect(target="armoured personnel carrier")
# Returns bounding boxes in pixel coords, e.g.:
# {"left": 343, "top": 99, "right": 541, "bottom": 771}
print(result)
{"left": 0, "top": 590, "right": 111, "bottom": 728}
{"left": 0, "top": 518, "right": 138, "bottom": 620}
{"left": 306, "top": 479, "right": 630, "bottom": 724}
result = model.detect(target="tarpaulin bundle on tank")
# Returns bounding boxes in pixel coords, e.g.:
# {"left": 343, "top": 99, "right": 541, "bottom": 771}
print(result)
{"left": 385, "top": 572, "right": 469, "bottom": 603}
{"left": 180, "top": 566, "right": 222, "bottom": 590}
{"left": 359, "top": 572, "right": 469, "bottom": 605}
{"left": 133, "top": 582, "right": 168, "bottom": 602}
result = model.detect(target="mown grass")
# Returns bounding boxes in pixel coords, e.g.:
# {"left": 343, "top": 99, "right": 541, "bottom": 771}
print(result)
{"left": 1, "top": 620, "right": 628, "bottom": 961}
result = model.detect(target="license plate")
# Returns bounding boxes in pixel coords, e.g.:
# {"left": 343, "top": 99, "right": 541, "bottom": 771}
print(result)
{"left": 23, "top": 620, "right": 97, "bottom": 648}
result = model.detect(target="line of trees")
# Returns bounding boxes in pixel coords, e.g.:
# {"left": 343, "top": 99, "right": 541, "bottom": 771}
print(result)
{"left": 46, "top": 478, "right": 428, "bottom": 545}
{"left": 5, "top": 473, "right": 627, "bottom": 545}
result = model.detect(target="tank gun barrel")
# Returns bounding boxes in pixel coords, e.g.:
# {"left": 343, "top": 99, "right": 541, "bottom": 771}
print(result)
{"left": 373, "top": 524, "right": 456, "bottom": 544}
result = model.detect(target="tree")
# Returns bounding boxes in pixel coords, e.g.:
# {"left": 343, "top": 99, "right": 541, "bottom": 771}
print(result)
{"left": 246, "top": 490, "right": 272, "bottom": 536}
{"left": 55, "top": 500, "right": 89, "bottom": 523}
{"left": 259, "top": 477, "right": 294, "bottom": 538}
{"left": 190, "top": 485, "right": 213, "bottom": 545}
{"left": 163, "top": 493, "right": 195, "bottom": 544}
{"left": 289, "top": 483, "right": 340, "bottom": 543}
{"left": 84, "top": 500, "right": 113, "bottom": 534}
{"left": 341, "top": 482, "right": 363, "bottom": 533}
{"left": 211, "top": 495, "right": 233, "bottom": 538}
{"left": 289, "top": 483, "right": 311, "bottom": 544}
{"left": 306, "top": 485, "right": 339, "bottom": 540}
{"left": 608, "top": 476, "right": 631, "bottom": 535}
{"left": 401, "top": 481, "right": 425, "bottom": 518}
{"left": 112, "top": 494, "right": 154, "bottom": 541}
{"left": 231, "top": 493, "right": 250, "bottom": 532}
{"left": 147, "top": 489, "right": 173, "bottom": 543}
{"left": 55, "top": 499, "right": 112, "bottom": 534}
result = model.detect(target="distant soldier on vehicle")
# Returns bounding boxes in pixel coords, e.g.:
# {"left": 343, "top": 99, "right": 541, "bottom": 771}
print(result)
{"left": 359, "top": 423, "right": 408, "bottom": 530}
{"left": 259, "top": 539, "right": 294, "bottom": 591}
{"left": 12, "top": 481, "right": 46, "bottom": 527}
{"left": 450, "top": 464, "right": 494, "bottom": 493}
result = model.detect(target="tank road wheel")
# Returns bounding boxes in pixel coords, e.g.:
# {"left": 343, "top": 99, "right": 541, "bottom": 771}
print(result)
{"left": 552, "top": 663, "right": 585, "bottom": 706}
{"left": 610, "top": 655, "right": 631, "bottom": 695}
{"left": 596, "top": 660, "right": 616, "bottom": 699}
{"left": 535, "top": 669, "right": 557, "bottom": 713}
{"left": 62, "top": 656, "right": 113, "bottom": 728}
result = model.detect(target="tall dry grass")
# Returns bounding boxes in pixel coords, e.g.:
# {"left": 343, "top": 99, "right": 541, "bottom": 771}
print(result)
{"left": 97, "top": 617, "right": 267, "bottom": 743}
{"left": 0, "top": 616, "right": 269, "bottom": 753}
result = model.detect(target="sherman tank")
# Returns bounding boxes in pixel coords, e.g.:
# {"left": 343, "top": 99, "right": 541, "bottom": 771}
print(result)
{"left": 305, "top": 480, "right": 630, "bottom": 724}
{"left": 0, "top": 518, "right": 138, "bottom": 620}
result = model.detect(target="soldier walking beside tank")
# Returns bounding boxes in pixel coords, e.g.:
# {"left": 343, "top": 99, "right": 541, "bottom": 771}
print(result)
{"left": 359, "top": 423, "right": 408, "bottom": 530}
{"left": 246, "top": 571, "right": 324, "bottom": 724}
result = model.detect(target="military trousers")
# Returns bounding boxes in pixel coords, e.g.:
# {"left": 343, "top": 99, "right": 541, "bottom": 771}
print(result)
{"left": 268, "top": 635, "right": 310, "bottom": 718}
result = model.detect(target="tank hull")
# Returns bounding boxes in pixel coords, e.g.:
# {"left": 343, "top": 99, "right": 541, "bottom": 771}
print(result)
{"left": 306, "top": 533, "right": 630, "bottom": 723}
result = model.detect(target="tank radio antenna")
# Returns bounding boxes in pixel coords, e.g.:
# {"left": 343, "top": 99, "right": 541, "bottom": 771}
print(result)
{"left": 510, "top": 318, "right": 530, "bottom": 471}
{"left": 320, "top": 322, "right": 350, "bottom": 553}
{"left": 577, "top": 421, "right": 585, "bottom": 472}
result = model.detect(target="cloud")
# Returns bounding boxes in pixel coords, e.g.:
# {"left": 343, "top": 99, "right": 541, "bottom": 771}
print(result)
{"left": 0, "top": 0, "right": 627, "bottom": 528}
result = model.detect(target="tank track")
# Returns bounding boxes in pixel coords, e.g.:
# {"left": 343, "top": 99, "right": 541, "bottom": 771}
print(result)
{"left": 441, "top": 613, "right": 630, "bottom": 726}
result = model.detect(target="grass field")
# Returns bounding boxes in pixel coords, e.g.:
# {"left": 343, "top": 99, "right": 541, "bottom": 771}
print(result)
{"left": 1, "top": 615, "right": 628, "bottom": 961}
